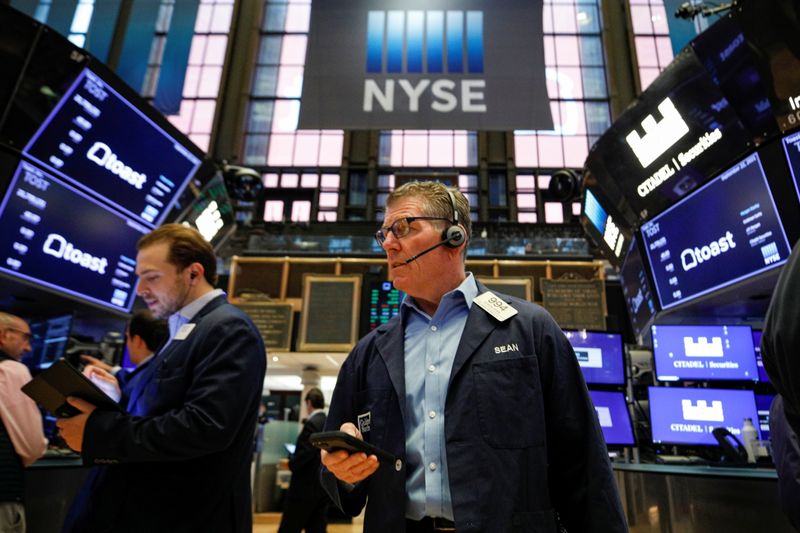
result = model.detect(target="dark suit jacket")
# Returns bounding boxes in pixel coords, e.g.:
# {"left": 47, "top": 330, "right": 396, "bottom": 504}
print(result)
{"left": 322, "top": 283, "right": 626, "bottom": 533}
{"left": 63, "top": 296, "right": 266, "bottom": 533}
{"left": 286, "top": 410, "right": 327, "bottom": 502}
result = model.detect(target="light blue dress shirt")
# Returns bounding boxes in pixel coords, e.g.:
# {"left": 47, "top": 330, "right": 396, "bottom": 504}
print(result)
{"left": 402, "top": 273, "right": 478, "bottom": 521}
{"left": 167, "top": 288, "right": 225, "bottom": 341}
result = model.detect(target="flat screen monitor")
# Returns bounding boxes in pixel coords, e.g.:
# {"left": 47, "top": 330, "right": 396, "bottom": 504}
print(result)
{"left": 581, "top": 187, "right": 630, "bottom": 265}
{"left": 752, "top": 330, "right": 770, "bottom": 383}
{"left": 177, "top": 174, "right": 236, "bottom": 250}
{"left": 21, "top": 67, "right": 202, "bottom": 227}
{"left": 619, "top": 236, "right": 658, "bottom": 339}
{"left": 649, "top": 386, "right": 759, "bottom": 446}
{"left": 652, "top": 324, "right": 758, "bottom": 382}
{"left": 588, "top": 390, "right": 636, "bottom": 446}
{"left": 781, "top": 130, "right": 800, "bottom": 204}
{"left": 640, "top": 152, "right": 792, "bottom": 309}
{"left": 564, "top": 330, "right": 626, "bottom": 385}
{"left": 0, "top": 159, "right": 148, "bottom": 313}
{"left": 584, "top": 47, "right": 752, "bottom": 222}
{"left": 755, "top": 393, "right": 774, "bottom": 440}
{"left": 22, "top": 314, "right": 72, "bottom": 370}
{"left": 366, "top": 281, "right": 404, "bottom": 332}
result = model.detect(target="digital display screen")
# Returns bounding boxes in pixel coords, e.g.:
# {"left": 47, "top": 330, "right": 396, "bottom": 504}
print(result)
{"left": 652, "top": 324, "right": 758, "bottom": 381}
{"left": 367, "top": 281, "right": 404, "bottom": 331}
{"left": 582, "top": 187, "right": 629, "bottom": 263}
{"left": 585, "top": 47, "right": 752, "bottom": 221}
{"left": 781, "top": 130, "right": 800, "bottom": 204}
{"left": 178, "top": 175, "right": 236, "bottom": 250}
{"left": 752, "top": 330, "right": 770, "bottom": 383}
{"left": 22, "top": 314, "right": 72, "bottom": 370}
{"left": 649, "top": 386, "right": 759, "bottom": 446}
{"left": 564, "top": 330, "right": 625, "bottom": 385}
{"left": 22, "top": 68, "right": 201, "bottom": 227}
{"left": 640, "top": 152, "right": 791, "bottom": 309}
{"left": 619, "top": 237, "right": 658, "bottom": 338}
{"left": 755, "top": 393, "right": 774, "bottom": 440}
{"left": 0, "top": 160, "right": 147, "bottom": 312}
{"left": 588, "top": 390, "right": 635, "bottom": 446}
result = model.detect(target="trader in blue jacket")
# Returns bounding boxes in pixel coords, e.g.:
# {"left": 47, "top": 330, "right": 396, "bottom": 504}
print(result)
{"left": 57, "top": 224, "right": 266, "bottom": 533}
{"left": 321, "top": 181, "right": 626, "bottom": 533}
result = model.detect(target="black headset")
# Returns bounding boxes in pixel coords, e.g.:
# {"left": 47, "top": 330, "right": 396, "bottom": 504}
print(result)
{"left": 443, "top": 190, "right": 466, "bottom": 248}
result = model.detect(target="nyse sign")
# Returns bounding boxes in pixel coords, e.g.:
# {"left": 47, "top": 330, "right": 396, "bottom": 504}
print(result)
{"left": 299, "top": 0, "right": 552, "bottom": 130}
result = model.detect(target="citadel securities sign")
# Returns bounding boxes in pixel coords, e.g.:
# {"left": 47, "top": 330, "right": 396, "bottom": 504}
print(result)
{"left": 298, "top": 0, "right": 553, "bottom": 130}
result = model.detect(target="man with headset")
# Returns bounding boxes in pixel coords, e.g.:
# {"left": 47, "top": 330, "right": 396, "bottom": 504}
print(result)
{"left": 320, "top": 181, "right": 625, "bottom": 532}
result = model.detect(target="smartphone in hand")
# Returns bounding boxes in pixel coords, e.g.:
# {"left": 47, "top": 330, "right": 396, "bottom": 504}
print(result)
{"left": 310, "top": 431, "right": 395, "bottom": 464}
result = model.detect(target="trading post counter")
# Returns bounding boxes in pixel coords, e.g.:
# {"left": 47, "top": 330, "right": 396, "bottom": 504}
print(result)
{"left": 613, "top": 462, "right": 794, "bottom": 532}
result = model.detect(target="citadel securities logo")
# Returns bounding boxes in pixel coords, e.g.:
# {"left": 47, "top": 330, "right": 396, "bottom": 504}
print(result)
{"left": 43, "top": 233, "right": 109, "bottom": 274}
{"left": 363, "top": 10, "right": 486, "bottom": 113}
{"left": 298, "top": 0, "right": 552, "bottom": 131}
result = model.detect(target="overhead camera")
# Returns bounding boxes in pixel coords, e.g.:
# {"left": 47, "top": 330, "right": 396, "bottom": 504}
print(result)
{"left": 221, "top": 162, "right": 263, "bottom": 202}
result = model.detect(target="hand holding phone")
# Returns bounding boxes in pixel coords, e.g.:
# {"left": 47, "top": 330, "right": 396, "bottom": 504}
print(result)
{"left": 315, "top": 424, "right": 387, "bottom": 484}
{"left": 311, "top": 430, "right": 395, "bottom": 464}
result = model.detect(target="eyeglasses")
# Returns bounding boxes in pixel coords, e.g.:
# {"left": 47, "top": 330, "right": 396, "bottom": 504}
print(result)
{"left": 374, "top": 216, "right": 451, "bottom": 245}
{"left": 5, "top": 327, "right": 32, "bottom": 342}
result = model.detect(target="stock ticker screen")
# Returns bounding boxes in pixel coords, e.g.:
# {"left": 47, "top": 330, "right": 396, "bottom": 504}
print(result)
{"left": 649, "top": 386, "right": 760, "bottom": 445}
{"left": 651, "top": 324, "right": 758, "bottom": 382}
{"left": 640, "top": 152, "right": 791, "bottom": 309}
{"left": 22, "top": 68, "right": 201, "bottom": 228}
{"left": 0, "top": 160, "right": 147, "bottom": 312}
{"left": 619, "top": 237, "right": 657, "bottom": 339}
{"left": 367, "top": 281, "right": 404, "bottom": 331}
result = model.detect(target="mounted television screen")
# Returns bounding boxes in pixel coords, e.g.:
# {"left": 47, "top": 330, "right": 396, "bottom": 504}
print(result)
{"left": 0, "top": 159, "right": 147, "bottom": 313}
{"left": 755, "top": 393, "right": 774, "bottom": 440}
{"left": 651, "top": 324, "right": 758, "bottom": 382}
{"left": 752, "top": 330, "right": 770, "bottom": 383}
{"left": 564, "top": 330, "right": 625, "bottom": 385}
{"left": 21, "top": 314, "right": 73, "bottom": 371}
{"left": 585, "top": 47, "right": 752, "bottom": 222}
{"left": 781, "top": 130, "right": 800, "bottom": 204}
{"left": 619, "top": 236, "right": 658, "bottom": 339}
{"left": 177, "top": 174, "right": 236, "bottom": 250}
{"left": 364, "top": 280, "right": 404, "bottom": 333}
{"left": 588, "top": 390, "right": 635, "bottom": 446}
{"left": 640, "top": 152, "right": 791, "bottom": 309}
{"left": 20, "top": 67, "right": 202, "bottom": 227}
{"left": 649, "top": 386, "right": 759, "bottom": 446}
{"left": 581, "top": 187, "right": 630, "bottom": 265}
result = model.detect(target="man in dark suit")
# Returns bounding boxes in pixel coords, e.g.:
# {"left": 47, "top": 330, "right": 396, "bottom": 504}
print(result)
{"left": 57, "top": 224, "right": 266, "bottom": 533}
{"left": 278, "top": 387, "right": 330, "bottom": 533}
{"left": 320, "top": 182, "right": 626, "bottom": 532}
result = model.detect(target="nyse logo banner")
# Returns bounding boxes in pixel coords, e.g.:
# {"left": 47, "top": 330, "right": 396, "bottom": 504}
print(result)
{"left": 299, "top": 0, "right": 552, "bottom": 130}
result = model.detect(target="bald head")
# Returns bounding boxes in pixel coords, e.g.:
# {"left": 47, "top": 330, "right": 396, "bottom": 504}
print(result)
{"left": 0, "top": 312, "right": 32, "bottom": 360}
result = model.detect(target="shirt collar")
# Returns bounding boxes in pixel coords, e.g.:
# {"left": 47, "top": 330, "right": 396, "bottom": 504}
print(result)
{"left": 168, "top": 288, "right": 225, "bottom": 339}
{"left": 401, "top": 272, "right": 478, "bottom": 319}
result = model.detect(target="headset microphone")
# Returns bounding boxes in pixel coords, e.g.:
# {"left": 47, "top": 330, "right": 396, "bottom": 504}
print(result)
{"left": 403, "top": 237, "right": 451, "bottom": 265}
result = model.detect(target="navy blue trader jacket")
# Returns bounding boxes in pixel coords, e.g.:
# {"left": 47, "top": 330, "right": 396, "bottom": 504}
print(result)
{"left": 321, "top": 284, "right": 627, "bottom": 533}
{"left": 63, "top": 296, "right": 266, "bottom": 533}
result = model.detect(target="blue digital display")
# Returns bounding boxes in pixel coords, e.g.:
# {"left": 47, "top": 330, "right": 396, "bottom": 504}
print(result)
{"left": 755, "top": 393, "right": 774, "bottom": 440}
{"left": 649, "top": 386, "right": 759, "bottom": 445}
{"left": 564, "top": 330, "right": 626, "bottom": 385}
{"left": 22, "top": 68, "right": 201, "bottom": 227}
{"left": 0, "top": 160, "right": 147, "bottom": 312}
{"left": 21, "top": 314, "right": 72, "bottom": 370}
{"left": 640, "top": 153, "right": 791, "bottom": 309}
{"left": 588, "top": 390, "right": 635, "bottom": 446}
{"left": 582, "top": 187, "right": 629, "bottom": 262}
{"left": 619, "top": 237, "right": 657, "bottom": 338}
{"left": 781, "top": 130, "right": 800, "bottom": 204}
{"left": 652, "top": 324, "right": 758, "bottom": 381}
{"left": 752, "top": 330, "right": 770, "bottom": 383}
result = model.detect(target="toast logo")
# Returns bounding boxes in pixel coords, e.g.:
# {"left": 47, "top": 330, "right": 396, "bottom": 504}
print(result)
{"left": 87, "top": 142, "right": 147, "bottom": 189}
{"left": 681, "top": 399, "right": 724, "bottom": 422}
{"left": 364, "top": 10, "right": 486, "bottom": 113}
{"left": 681, "top": 231, "right": 736, "bottom": 271}
{"left": 43, "top": 234, "right": 109, "bottom": 274}
{"left": 575, "top": 348, "right": 603, "bottom": 368}
{"left": 625, "top": 98, "right": 690, "bottom": 168}
{"left": 595, "top": 406, "right": 612, "bottom": 428}
{"left": 683, "top": 336, "right": 724, "bottom": 357}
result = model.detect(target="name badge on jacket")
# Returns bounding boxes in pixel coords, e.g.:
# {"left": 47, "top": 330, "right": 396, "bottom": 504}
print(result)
{"left": 174, "top": 323, "right": 196, "bottom": 340}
